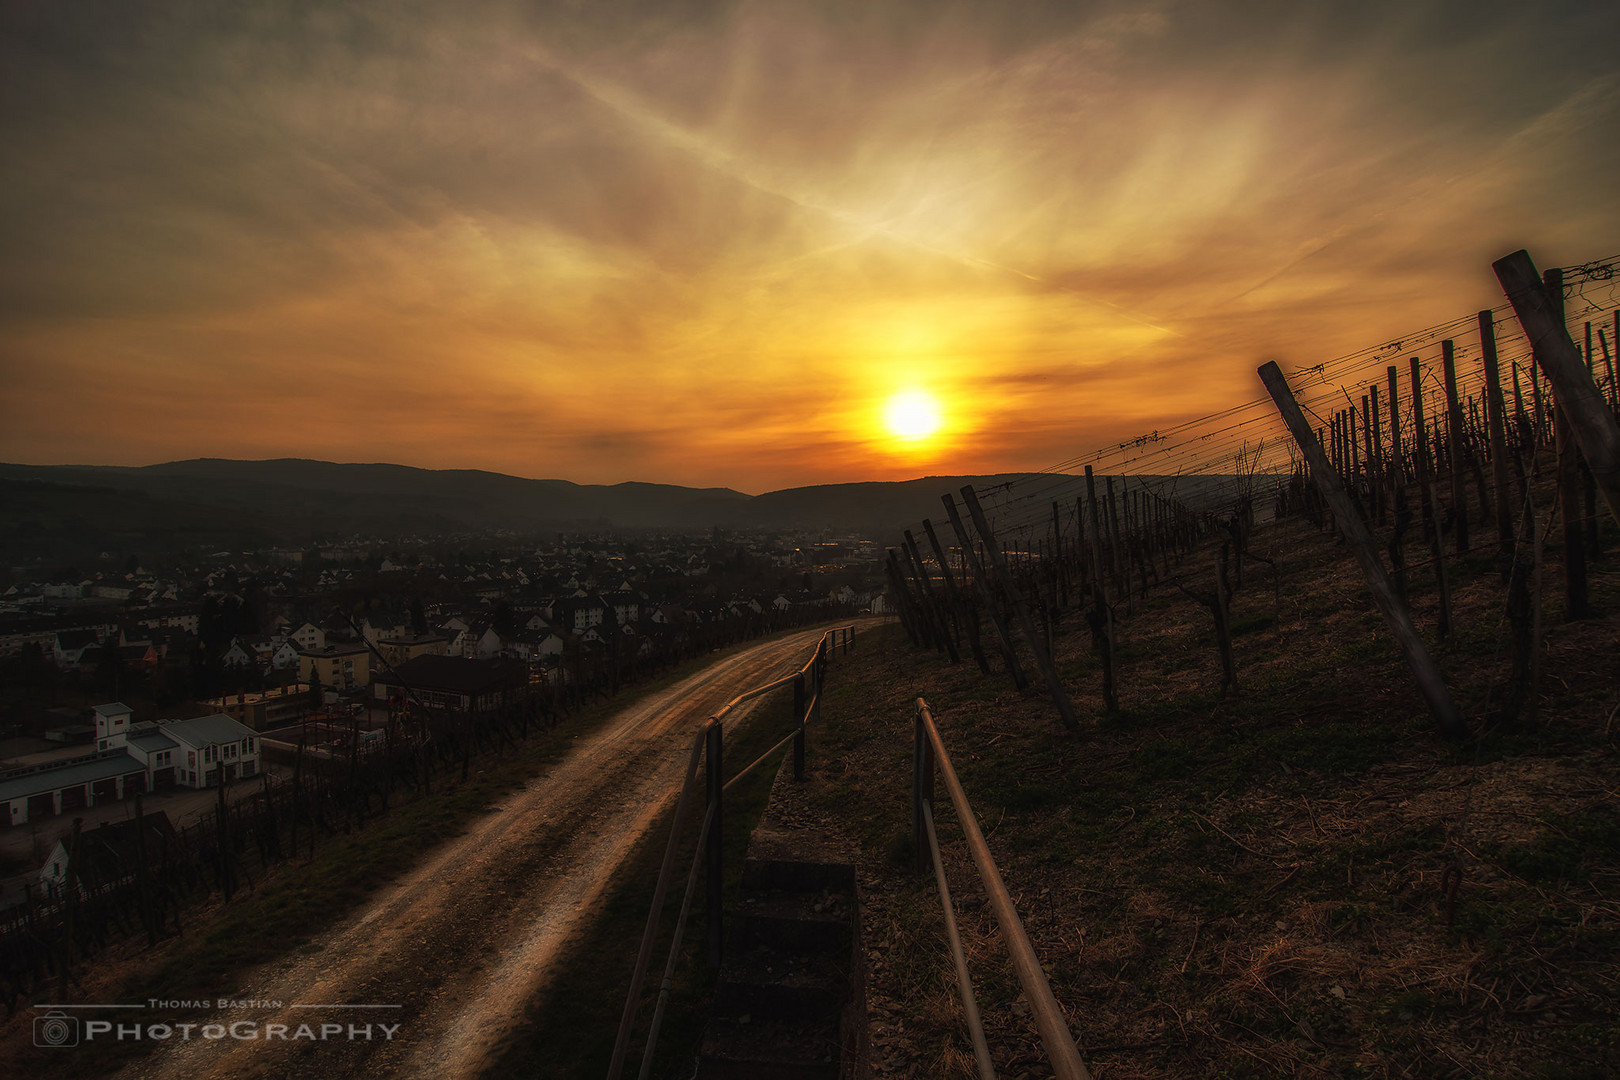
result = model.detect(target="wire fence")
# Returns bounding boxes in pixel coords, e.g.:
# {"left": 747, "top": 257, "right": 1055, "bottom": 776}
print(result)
{"left": 964, "top": 255, "right": 1620, "bottom": 547}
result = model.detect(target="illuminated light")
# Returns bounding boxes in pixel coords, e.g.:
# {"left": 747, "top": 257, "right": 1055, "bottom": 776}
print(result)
{"left": 884, "top": 389, "right": 942, "bottom": 442}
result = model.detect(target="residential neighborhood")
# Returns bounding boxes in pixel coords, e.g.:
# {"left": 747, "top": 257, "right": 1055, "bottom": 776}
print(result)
{"left": 0, "top": 528, "right": 888, "bottom": 844}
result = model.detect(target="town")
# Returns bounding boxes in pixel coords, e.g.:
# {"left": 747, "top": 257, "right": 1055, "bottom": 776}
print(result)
{"left": 0, "top": 529, "right": 888, "bottom": 870}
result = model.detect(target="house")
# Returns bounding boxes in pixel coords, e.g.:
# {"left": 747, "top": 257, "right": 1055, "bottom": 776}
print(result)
{"left": 601, "top": 591, "right": 640, "bottom": 626}
{"left": 288, "top": 621, "right": 326, "bottom": 651}
{"left": 121, "top": 725, "right": 180, "bottom": 787}
{"left": 376, "top": 634, "right": 449, "bottom": 668}
{"left": 297, "top": 643, "right": 371, "bottom": 690}
{"left": 473, "top": 625, "right": 502, "bottom": 660}
{"left": 372, "top": 655, "right": 528, "bottom": 716}
{"left": 219, "top": 639, "right": 255, "bottom": 669}
{"left": 93, "top": 702, "right": 133, "bottom": 753}
{"left": 161, "top": 714, "right": 261, "bottom": 787}
{"left": 440, "top": 627, "right": 471, "bottom": 657}
{"left": 53, "top": 629, "right": 106, "bottom": 670}
{"left": 214, "top": 684, "right": 315, "bottom": 731}
{"left": 39, "top": 812, "right": 177, "bottom": 899}
{"left": 555, "top": 596, "right": 608, "bottom": 635}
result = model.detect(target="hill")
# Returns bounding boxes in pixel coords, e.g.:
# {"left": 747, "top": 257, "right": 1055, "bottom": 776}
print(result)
{"left": 0, "top": 459, "right": 1128, "bottom": 562}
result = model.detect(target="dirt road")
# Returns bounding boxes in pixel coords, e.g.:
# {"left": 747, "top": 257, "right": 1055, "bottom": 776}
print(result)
{"left": 109, "top": 627, "right": 842, "bottom": 1080}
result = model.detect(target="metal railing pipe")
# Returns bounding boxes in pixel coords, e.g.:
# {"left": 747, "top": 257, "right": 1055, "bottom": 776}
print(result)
{"left": 636, "top": 801, "right": 716, "bottom": 1080}
{"left": 922, "top": 799, "right": 997, "bottom": 1080}
{"left": 915, "top": 698, "right": 1092, "bottom": 1080}
{"left": 705, "top": 722, "right": 724, "bottom": 967}
{"left": 606, "top": 724, "right": 710, "bottom": 1080}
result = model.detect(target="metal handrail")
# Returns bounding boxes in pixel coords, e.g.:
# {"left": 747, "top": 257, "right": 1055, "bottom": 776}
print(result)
{"left": 914, "top": 697, "right": 1092, "bottom": 1080}
{"left": 606, "top": 625, "right": 854, "bottom": 1080}
{"left": 921, "top": 799, "right": 996, "bottom": 1080}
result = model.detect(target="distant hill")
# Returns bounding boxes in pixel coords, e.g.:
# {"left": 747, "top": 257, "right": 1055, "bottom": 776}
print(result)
{"left": 0, "top": 459, "right": 1255, "bottom": 563}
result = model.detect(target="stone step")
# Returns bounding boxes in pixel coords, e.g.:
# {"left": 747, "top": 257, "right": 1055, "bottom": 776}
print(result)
{"left": 696, "top": 1016, "right": 843, "bottom": 1080}
{"left": 742, "top": 826, "right": 856, "bottom": 894}
{"left": 715, "top": 943, "right": 849, "bottom": 1023}
{"left": 730, "top": 888, "right": 854, "bottom": 957}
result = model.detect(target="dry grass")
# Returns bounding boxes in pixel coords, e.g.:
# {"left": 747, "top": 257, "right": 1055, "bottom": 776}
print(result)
{"left": 803, "top": 504, "right": 1620, "bottom": 1079}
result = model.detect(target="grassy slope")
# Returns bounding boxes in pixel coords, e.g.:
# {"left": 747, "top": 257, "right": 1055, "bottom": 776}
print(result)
{"left": 787, "top": 510, "right": 1619, "bottom": 1078}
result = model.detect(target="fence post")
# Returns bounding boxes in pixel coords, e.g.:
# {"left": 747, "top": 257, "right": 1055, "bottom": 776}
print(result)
{"left": 923, "top": 518, "right": 992, "bottom": 674}
{"left": 961, "top": 486, "right": 1079, "bottom": 730}
{"left": 705, "top": 722, "right": 724, "bottom": 967}
{"left": 912, "top": 708, "right": 934, "bottom": 876}
{"left": 813, "top": 643, "right": 825, "bottom": 727}
{"left": 1259, "top": 361, "right": 1466, "bottom": 738}
{"left": 906, "top": 529, "right": 960, "bottom": 663}
{"left": 1441, "top": 339, "right": 1470, "bottom": 554}
{"left": 1479, "top": 310, "right": 1515, "bottom": 551}
{"left": 793, "top": 673, "right": 806, "bottom": 782}
{"left": 885, "top": 552, "right": 923, "bottom": 647}
{"left": 943, "top": 494, "right": 1028, "bottom": 690}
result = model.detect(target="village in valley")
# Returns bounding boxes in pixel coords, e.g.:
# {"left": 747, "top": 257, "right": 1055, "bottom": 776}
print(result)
{"left": 0, "top": 528, "right": 889, "bottom": 898}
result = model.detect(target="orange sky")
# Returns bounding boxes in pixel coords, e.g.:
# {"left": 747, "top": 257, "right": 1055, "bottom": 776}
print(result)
{"left": 2, "top": 1, "right": 1617, "bottom": 493}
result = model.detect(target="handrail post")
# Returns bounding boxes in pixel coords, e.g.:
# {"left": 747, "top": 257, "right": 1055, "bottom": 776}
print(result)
{"left": 705, "top": 722, "right": 724, "bottom": 967}
{"left": 813, "top": 643, "right": 825, "bottom": 726}
{"left": 792, "top": 673, "right": 806, "bottom": 782}
{"left": 912, "top": 706, "right": 934, "bottom": 875}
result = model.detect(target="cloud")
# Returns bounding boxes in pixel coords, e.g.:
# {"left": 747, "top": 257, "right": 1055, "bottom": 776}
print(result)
{"left": 2, "top": 0, "right": 1617, "bottom": 488}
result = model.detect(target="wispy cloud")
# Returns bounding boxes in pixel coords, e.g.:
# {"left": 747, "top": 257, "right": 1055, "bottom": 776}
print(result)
{"left": 2, "top": 0, "right": 1616, "bottom": 487}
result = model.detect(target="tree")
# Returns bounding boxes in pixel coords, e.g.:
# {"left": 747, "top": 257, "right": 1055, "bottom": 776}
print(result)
{"left": 99, "top": 633, "right": 122, "bottom": 696}
{"left": 492, "top": 600, "right": 516, "bottom": 637}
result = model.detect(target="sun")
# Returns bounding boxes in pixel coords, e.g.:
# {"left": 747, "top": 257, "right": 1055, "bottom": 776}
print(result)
{"left": 883, "top": 389, "right": 943, "bottom": 442}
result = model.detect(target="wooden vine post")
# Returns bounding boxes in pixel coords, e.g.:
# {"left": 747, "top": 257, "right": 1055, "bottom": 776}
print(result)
{"left": 1259, "top": 361, "right": 1465, "bottom": 738}
{"left": 1441, "top": 339, "right": 1470, "bottom": 553}
{"left": 960, "top": 486, "right": 1079, "bottom": 730}
{"left": 923, "top": 518, "right": 992, "bottom": 675}
{"left": 1479, "top": 310, "right": 1515, "bottom": 550}
{"left": 1083, "top": 466, "right": 1119, "bottom": 712}
{"left": 943, "top": 494, "right": 1028, "bottom": 690}
{"left": 1494, "top": 251, "right": 1620, "bottom": 528}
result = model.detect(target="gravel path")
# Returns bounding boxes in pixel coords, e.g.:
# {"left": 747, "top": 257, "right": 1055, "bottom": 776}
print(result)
{"left": 113, "top": 628, "right": 836, "bottom": 1080}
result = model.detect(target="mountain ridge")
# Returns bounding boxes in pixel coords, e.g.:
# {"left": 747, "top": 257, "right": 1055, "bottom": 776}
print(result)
{"left": 0, "top": 458, "right": 1062, "bottom": 561}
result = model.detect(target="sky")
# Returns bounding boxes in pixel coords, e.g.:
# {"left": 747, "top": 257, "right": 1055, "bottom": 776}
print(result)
{"left": 2, "top": 0, "right": 1617, "bottom": 493}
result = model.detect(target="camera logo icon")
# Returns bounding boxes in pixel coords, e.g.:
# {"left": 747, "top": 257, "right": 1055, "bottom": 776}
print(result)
{"left": 34, "top": 1010, "right": 80, "bottom": 1047}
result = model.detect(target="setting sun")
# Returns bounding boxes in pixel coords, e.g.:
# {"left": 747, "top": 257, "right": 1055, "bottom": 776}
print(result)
{"left": 883, "top": 389, "right": 943, "bottom": 442}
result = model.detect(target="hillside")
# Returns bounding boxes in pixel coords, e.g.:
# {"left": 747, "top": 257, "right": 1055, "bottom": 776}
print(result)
{"left": 774, "top": 510, "right": 1620, "bottom": 1077}
{"left": 0, "top": 460, "right": 1165, "bottom": 562}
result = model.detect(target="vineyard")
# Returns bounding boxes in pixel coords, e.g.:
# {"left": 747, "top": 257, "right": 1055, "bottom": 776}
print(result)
{"left": 882, "top": 251, "right": 1619, "bottom": 741}
{"left": 839, "top": 249, "right": 1620, "bottom": 1077}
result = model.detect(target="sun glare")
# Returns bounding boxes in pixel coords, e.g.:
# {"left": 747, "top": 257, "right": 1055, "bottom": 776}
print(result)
{"left": 884, "top": 389, "right": 942, "bottom": 442}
